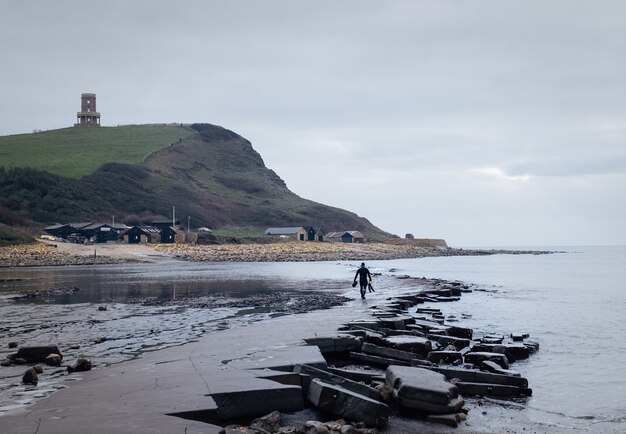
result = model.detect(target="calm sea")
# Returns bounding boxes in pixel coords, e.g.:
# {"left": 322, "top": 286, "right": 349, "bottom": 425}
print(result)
{"left": 1, "top": 246, "right": 625, "bottom": 431}
{"left": 364, "top": 245, "right": 626, "bottom": 432}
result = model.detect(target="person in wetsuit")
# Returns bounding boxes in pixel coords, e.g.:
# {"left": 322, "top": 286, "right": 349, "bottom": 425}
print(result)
{"left": 354, "top": 262, "right": 372, "bottom": 299}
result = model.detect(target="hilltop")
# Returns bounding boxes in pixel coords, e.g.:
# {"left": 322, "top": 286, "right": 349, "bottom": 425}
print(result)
{"left": 0, "top": 123, "right": 389, "bottom": 240}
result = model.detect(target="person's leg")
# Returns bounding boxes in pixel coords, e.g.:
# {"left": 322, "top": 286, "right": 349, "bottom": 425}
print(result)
{"left": 360, "top": 283, "right": 366, "bottom": 298}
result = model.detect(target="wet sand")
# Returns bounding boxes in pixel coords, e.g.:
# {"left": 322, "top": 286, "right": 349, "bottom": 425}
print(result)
{"left": 0, "top": 277, "right": 583, "bottom": 434}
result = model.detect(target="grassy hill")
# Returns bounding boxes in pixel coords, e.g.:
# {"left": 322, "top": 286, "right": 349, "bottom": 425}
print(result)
{"left": 0, "top": 124, "right": 195, "bottom": 178}
{"left": 0, "top": 123, "right": 390, "bottom": 241}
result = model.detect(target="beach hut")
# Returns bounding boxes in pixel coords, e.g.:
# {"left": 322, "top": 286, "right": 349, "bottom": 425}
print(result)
{"left": 264, "top": 227, "right": 308, "bottom": 241}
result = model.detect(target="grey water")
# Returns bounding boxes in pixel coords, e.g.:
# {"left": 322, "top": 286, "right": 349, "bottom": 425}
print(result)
{"left": 1, "top": 247, "right": 625, "bottom": 432}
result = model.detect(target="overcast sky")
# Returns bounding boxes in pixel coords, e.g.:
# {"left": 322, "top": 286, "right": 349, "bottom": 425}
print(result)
{"left": 1, "top": 1, "right": 625, "bottom": 246}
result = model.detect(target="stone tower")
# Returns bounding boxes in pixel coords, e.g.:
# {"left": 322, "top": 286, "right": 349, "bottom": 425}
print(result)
{"left": 76, "top": 93, "right": 101, "bottom": 127}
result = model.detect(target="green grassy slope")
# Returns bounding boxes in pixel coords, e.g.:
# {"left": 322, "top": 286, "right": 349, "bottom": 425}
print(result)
{"left": 0, "top": 123, "right": 391, "bottom": 238}
{"left": 0, "top": 124, "right": 195, "bottom": 178}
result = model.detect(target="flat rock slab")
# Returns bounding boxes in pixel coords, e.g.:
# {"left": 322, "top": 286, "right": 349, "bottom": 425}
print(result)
{"left": 349, "top": 351, "right": 411, "bottom": 368}
{"left": 307, "top": 378, "right": 390, "bottom": 428}
{"left": 427, "top": 350, "right": 463, "bottom": 364}
{"left": 304, "top": 336, "right": 362, "bottom": 354}
{"left": 455, "top": 381, "right": 531, "bottom": 397}
{"left": 382, "top": 335, "right": 432, "bottom": 355}
{"left": 362, "top": 342, "right": 423, "bottom": 362}
{"left": 226, "top": 345, "right": 327, "bottom": 372}
{"left": 295, "top": 364, "right": 380, "bottom": 399}
{"left": 328, "top": 366, "right": 386, "bottom": 383}
{"left": 464, "top": 352, "right": 509, "bottom": 369}
{"left": 211, "top": 380, "right": 303, "bottom": 420}
{"left": 428, "top": 334, "right": 470, "bottom": 350}
{"left": 386, "top": 366, "right": 459, "bottom": 405}
{"left": 399, "top": 396, "right": 465, "bottom": 415}
{"left": 426, "top": 413, "right": 460, "bottom": 427}
{"left": 431, "top": 367, "right": 528, "bottom": 388}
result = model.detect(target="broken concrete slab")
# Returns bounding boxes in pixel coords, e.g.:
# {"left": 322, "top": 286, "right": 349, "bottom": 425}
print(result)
{"left": 246, "top": 368, "right": 304, "bottom": 386}
{"left": 430, "top": 366, "right": 528, "bottom": 388}
{"left": 454, "top": 381, "right": 532, "bottom": 397}
{"left": 382, "top": 335, "right": 432, "bottom": 356}
{"left": 307, "top": 378, "right": 390, "bottom": 428}
{"left": 304, "top": 336, "right": 362, "bottom": 354}
{"left": 210, "top": 376, "right": 304, "bottom": 420}
{"left": 428, "top": 334, "right": 470, "bottom": 350}
{"left": 294, "top": 364, "right": 380, "bottom": 400}
{"left": 464, "top": 352, "right": 509, "bottom": 369}
{"left": 472, "top": 343, "right": 531, "bottom": 361}
{"left": 399, "top": 396, "right": 465, "bottom": 415}
{"left": 427, "top": 350, "right": 463, "bottom": 365}
{"left": 386, "top": 366, "right": 459, "bottom": 405}
{"left": 362, "top": 342, "right": 425, "bottom": 362}
{"left": 446, "top": 325, "right": 473, "bottom": 340}
{"left": 481, "top": 360, "right": 521, "bottom": 377}
{"left": 426, "top": 413, "right": 460, "bottom": 427}
{"left": 328, "top": 366, "right": 385, "bottom": 384}
{"left": 349, "top": 351, "right": 411, "bottom": 368}
{"left": 345, "top": 320, "right": 384, "bottom": 331}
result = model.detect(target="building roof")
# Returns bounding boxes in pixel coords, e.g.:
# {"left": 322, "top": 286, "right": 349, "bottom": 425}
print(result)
{"left": 80, "top": 223, "right": 114, "bottom": 231}
{"left": 326, "top": 231, "right": 364, "bottom": 238}
{"left": 121, "top": 225, "right": 161, "bottom": 236}
{"left": 68, "top": 222, "right": 93, "bottom": 230}
{"left": 44, "top": 223, "right": 70, "bottom": 230}
{"left": 264, "top": 227, "right": 305, "bottom": 235}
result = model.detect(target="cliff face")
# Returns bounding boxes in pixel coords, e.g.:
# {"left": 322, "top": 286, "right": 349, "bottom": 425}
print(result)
{"left": 0, "top": 124, "right": 387, "bottom": 236}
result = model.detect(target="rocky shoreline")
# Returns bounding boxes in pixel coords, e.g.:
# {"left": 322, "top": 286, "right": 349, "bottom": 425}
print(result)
{"left": 0, "top": 241, "right": 552, "bottom": 268}
{"left": 155, "top": 242, "right": 551, "bottom": 263}
{"left": 0, "top": 243, "right": 137, "bottom": 267}
{"left": 1, "top": 272, "right": 546, "bottom": 433}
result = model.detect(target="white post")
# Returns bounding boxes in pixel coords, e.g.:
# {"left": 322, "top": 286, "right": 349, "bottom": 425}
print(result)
{"left": 172, "top": 206, "right": 176, "bottom": 228}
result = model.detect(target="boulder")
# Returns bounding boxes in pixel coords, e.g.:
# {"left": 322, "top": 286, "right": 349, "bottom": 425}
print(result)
{"left": 307, "top": 379, "right": 390, "bottom": 428}
{"left": 278, "top": 426, "right": 303, "bottom": 434}
{"left": 250, "top": 410, "right": 282, "bottom": 433}
{"left": 67, "top": 358, "right": 92, "bottom": 373}
{"left": 9, "top": 345, "right": 62, "bottom": 363}
{"left": 45, "top": 353, "right": 62, "bottom": 366}
{"left": 304, "top": 421, "right": 329, "bottom": 434}
{"left": 22, "top": 367, "right": 39, "bottom": 385}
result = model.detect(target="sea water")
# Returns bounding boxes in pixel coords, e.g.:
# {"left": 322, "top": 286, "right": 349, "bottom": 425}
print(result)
{"left": 1, "top": 247, "right": 625, "bottom": 431}
{"left": 359, "top": 246, "right": 626, "bottom": 432}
